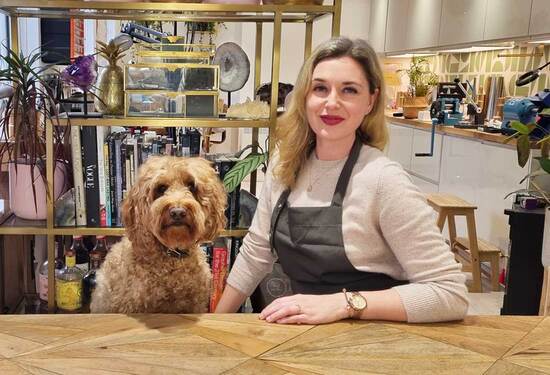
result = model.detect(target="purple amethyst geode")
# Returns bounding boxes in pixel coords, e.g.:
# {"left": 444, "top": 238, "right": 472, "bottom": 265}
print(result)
{"left": 61, "top": 55, "right": 97, "bottom": 91}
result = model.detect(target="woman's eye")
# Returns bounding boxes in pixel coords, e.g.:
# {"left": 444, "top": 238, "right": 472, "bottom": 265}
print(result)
{"left": 313, "top": 85, "right": 327, "bottom": 93}
{"left": 154, "top": 184, "right": 167, "bottom": 199}
{"left": 343, "top": 87, "right": 358, "bottom": 94}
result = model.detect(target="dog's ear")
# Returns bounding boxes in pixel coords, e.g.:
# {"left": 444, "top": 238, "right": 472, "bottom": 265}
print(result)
{"left": 122, "top": 157, "right": 160, "bottom": 234}
{"left": 192, "top": 158, "right": 227, "bottom": 242}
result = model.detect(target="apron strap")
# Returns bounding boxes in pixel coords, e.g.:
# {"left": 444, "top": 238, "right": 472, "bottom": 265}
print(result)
{"left": 270, "top": 189, "right": 291, "bottom": 251}
{"left": 331, "top": 137, "right": 363, "bottom": 207}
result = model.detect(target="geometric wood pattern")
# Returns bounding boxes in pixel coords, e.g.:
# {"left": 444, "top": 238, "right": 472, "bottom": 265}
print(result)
{"left": 1, "top": 314, "right": 549, "bottom": 374}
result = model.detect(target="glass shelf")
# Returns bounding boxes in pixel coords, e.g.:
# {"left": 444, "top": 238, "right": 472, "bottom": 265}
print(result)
{"left": 0, "top": 215, "right": 48, "bottom": 235}
{"left": 54, "top": 116, "right": 270, "bottom": 128}
{"left": 52, "top": 226, "right": 248, "bottom": 237}
{"left": 0, "top": 1, "right": 335, "bottom": 23}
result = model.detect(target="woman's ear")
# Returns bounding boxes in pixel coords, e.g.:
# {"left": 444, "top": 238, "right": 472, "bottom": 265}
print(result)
{"left": 365, "top": 87, "right": 380, "bottom": 116}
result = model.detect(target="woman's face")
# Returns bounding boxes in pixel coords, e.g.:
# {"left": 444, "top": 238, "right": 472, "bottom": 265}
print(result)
{"left": 306, "top": 56, "right": 378, "bottom": 149}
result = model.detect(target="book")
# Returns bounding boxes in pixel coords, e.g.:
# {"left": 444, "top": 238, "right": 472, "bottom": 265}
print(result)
{"left": 81, "top": 126, "right": 100, "bottom": 227}
{"left": 96, "top": 126, "right": 110, "bottom": 227}
{"left": 70, "top": 126, "right": 86, "bottom": 226}
{"left": 209, "top": 240, "right": 228, "bottom": 313}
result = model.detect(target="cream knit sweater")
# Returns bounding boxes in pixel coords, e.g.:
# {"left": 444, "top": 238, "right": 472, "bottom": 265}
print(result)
{"left": 227, "top": 145, "right": 469, "bottom": 323}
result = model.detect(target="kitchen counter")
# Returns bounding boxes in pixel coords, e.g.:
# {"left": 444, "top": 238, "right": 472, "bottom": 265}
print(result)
{"left": 1, "top": 314, "right": 550, "bottom": 374}
{"left": 385, "top": 113, "right": 517, "bottom": 146}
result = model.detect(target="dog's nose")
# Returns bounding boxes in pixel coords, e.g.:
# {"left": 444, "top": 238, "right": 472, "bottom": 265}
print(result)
{"left": 169, "top": 207, "right": 187, "bottom": 221}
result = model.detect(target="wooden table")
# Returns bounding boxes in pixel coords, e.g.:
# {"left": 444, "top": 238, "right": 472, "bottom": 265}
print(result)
{"left": 1, "top": 314, "right": 550, "bottom": 374}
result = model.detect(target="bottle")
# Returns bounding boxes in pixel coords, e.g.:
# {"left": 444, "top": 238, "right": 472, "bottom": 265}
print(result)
{"left": 55, "top": 247, "right": 84, "bottom": 313}
{"left": 72, "top": 235, "right": 89, "bottom": 273}
{"left": 38, "top": 259, "right": 49, "bottom": 304}
{"left": 82, "top": 236, "right": 108, "bottom": 311}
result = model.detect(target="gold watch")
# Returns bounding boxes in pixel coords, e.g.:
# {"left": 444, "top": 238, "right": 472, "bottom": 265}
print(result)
{"left": 342, "top": 288, "right": 367, "bottom": 318}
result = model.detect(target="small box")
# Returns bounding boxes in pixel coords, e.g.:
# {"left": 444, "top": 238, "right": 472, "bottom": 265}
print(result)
{"left": 125, "top": 90, "right": 218, "bottom": 118}
{"left": 125, "top": 64, "right": 219, "bottom": 91}
{"left": 135, "top": 43, "right": 215, "bottom": 64}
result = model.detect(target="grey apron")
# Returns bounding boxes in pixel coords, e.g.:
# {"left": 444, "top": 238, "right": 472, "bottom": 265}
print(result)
{"left": 270, "top": 137, "right": 408, "bottom": 295}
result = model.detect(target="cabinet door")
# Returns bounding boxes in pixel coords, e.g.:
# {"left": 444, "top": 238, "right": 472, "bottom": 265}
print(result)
{"left": 407, "top": 0, "right": 441, "bottom": 50}
{"left": 529, "top": 0, "right": 550, "bottom": 36}
{"left": 387, "top": 123, "right": 413, "bottom": 171}
{"left": 410, "top": 128, "right": 442, "bottom": 182}
{"left": 410, "top": 174, "right": 439, "bottom": 193}
{"left": 385, "top": 0, "right": 409, "bottom": 52}
{"left": 368, "top": 0, "right": 389, "bottom": 53}
{"left": 439, "top": 0, "right": 487, "bottom": 46}
{"left": 484, "top": 0, "right": 532, "bottom": 41}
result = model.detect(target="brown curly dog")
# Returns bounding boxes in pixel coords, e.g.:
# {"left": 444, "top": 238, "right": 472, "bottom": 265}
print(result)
{"left": 91, "top": 156, "right": 226, "bottom": 313}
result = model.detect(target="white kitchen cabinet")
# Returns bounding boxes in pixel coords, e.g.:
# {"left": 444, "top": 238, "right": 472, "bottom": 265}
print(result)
{"left": 384, "top": 0, "right": 409, "bottom": 52}
{"left": 439, "top": 136, "right": 526, "bottom": 252}
{"left": 484, "top": 0, "right": 532, "bottom": 41}
{"left": 407, "top": 0, "right": 441, "bottom": 50}
{"left": 410, "top": 128, "right": 443, "bottom": 183}
{"left": 387, "top": 123, "right": 413, "bottom": 170}
{"left": 529, "top": 0, "right": 550, "bottom": 36}
{"left": 410, "top": 174, "right": 439, "bottom": 193}
{"left": 439, "top": 0, "right": 487, "bottom": 46}
{"left": 368, "top": 0, "right": 388, "bottom": 53}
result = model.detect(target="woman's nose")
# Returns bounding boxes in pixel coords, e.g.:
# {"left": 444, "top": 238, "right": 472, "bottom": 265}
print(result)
{"left": 325, "top": 89, "right": 341, "bottom": 108}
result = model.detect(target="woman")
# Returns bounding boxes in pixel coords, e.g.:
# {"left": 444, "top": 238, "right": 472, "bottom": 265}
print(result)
{"left": 215, "top": 37, "right": 468, "bottom": 324}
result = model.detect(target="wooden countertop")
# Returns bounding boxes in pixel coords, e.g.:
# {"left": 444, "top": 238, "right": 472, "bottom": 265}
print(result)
{"left": 1, "top": 314, "right": 549, "bottom": 374}
{"left": 385, "top": 114, "right": 517, "bottom": 146}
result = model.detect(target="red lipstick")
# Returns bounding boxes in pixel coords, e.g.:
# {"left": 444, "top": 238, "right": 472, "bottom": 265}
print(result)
{"left": 320, "top": 115, "right": 344, "bottom": 126}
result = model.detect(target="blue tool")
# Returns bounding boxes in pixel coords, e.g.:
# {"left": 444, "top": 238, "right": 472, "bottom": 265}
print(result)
{"left": 502, "top": 89, "right": 550, "bottom": 139}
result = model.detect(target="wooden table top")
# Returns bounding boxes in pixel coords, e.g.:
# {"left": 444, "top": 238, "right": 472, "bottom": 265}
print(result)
{"left": 1, "top": 314, "right": 549, "bottom": 374}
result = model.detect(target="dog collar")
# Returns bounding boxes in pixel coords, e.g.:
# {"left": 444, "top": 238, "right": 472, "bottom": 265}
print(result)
{"left": 165, "top": 247, "right": 189, "bottom": 258}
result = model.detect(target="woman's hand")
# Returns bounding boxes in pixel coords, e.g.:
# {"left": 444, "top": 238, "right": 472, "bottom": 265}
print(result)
{"left": 259, "top": 293, "right": 349, "bottom": 325}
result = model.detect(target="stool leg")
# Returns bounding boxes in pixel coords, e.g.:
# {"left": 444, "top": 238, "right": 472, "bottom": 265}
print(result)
{"left": 448, "top": 213, "right": 457, "bottom": 249}
{"left": 466, "top": 211, "right": 482, "bottom": 293}
{"left": 436, "top": 209, "right": 447, "bottom": 232}
{"left": 490, "top": 254, "right": 500, "bottom": 292}
{"left": 540, "top": 267, "right": 549, "bottom": 316}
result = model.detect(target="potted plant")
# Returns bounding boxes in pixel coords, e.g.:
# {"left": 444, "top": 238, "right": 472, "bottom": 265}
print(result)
{"left": 399, "top": 56, "right": 438, "bottom": 119}
{"left": 0, "top": 47, "right": 70, "bottom": 220}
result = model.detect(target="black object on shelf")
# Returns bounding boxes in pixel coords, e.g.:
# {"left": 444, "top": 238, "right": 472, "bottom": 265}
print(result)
{"left": 502, "top": 205, "right": 545, "bottom": 315}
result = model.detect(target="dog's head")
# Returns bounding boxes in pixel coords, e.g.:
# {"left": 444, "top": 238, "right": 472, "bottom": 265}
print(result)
{"left": 122, "top": 156, "right": 227, "bottom": 252}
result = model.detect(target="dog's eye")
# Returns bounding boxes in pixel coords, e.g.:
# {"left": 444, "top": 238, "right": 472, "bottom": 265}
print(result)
{"left": 188, "top": 182, "right": 197, "bottom": 196}
{"left": 154, "top": 184, "right": 168, "bottom": 199}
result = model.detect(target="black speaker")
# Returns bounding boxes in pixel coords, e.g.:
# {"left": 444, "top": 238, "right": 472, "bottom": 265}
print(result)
{"left": 40, "top": 19, "right": 70, "bottom": 65}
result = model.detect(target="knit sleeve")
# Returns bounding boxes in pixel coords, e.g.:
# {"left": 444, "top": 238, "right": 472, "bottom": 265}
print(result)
{"left": 226, "top": 160, "right": 278, "bottom": 296}
{"left": 376, "top": 163, "right": 469, "bottom": 323}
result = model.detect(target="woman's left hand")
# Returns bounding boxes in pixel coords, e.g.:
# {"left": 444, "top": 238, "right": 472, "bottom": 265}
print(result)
{"left": 259, "top": 293, "right": 349, "bottom": 325}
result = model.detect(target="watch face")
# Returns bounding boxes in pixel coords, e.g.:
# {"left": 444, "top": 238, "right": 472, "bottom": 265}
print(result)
{"left": 350, "top": 293, "right": 367, "bottom": 310}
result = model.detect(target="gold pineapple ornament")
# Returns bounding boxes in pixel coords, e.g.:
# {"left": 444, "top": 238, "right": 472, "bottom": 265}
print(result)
{"left": 94, "top": 39, "right": 127, "bottom": 115}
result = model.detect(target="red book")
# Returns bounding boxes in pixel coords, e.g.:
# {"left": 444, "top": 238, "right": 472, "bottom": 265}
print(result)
{"left": 209, "top": 243, "right": 228, "bottom": 312}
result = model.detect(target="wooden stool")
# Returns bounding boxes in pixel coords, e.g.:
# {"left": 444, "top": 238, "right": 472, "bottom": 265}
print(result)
{"left": 540, "top": 267, "right": 550, "bottom": 316}
{"left": 426, "top": 193, "right": 502, "bottom": 293}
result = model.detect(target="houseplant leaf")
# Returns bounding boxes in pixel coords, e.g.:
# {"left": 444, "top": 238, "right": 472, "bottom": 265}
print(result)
{"left": 510, "top": 120, "right": 531, "bottom": 135}
{"left": 539, "top": 158, "right": 550, "bottom": 174}
{"left": 223, "top": 152, "right": 267, "bottom": 193}
{"left": 516, "top": 134, "right": 530, "bottom": 167}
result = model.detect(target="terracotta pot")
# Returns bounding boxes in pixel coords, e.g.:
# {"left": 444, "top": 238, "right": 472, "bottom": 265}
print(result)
{"left": 9, "top": 161, "right": 69, "bottom": 220}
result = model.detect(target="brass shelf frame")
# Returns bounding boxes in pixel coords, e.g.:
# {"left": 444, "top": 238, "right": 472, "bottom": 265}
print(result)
{"left": 56, "top": 117, "right": 270, "bottom": 128}
{"left": 2, "top": 0, "right": 342, "bottom": 312}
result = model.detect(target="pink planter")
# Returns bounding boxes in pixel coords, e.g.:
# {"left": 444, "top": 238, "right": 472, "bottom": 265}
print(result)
{"left": 9, "top": 162, "right": 68, "bottom": 220}
{"left": 202, "top": 1, "right": 261, "bottom": 3}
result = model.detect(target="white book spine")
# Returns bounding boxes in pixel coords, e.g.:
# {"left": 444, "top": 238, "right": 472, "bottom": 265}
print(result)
{"left": 71, "top": 126, "right": 86, "bottom": 226}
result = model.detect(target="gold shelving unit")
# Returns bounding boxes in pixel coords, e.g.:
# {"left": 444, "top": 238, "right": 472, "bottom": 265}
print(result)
{"left": 0, "top": 0, "right": 342, "bottom": 312}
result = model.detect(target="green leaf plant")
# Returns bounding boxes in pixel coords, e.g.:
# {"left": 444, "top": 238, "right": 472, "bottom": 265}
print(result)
{"left": 504, "top": 120, "right": 550, "bottom": 204}
{"left": 0, "top": 46, "right": 71, "bottom": 213}
{"left": 223, "top": 144, "right": 268, "bottom": 194}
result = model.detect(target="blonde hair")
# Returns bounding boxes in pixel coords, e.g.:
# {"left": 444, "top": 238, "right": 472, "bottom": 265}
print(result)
{"left": 274, "top": 37, "right": 387, "bottom": 188}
